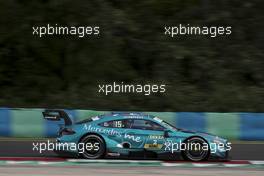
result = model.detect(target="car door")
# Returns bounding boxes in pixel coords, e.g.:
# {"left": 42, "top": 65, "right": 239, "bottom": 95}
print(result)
{"left": 98, "top": 119, "right": 146, "bottom": 150}
{"left": 120, "top": 119, "right": 146, "bottom": 150}
{"left": 125, "top": 119, "right": 165, "bottom": 151}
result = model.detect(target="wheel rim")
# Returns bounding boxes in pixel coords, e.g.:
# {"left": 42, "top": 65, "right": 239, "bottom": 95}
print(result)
{"left": 185, "top": 138, "right": 209, "bottom": 161}
{"left": 83, "top": 137, "right": 102, "bottom": 158}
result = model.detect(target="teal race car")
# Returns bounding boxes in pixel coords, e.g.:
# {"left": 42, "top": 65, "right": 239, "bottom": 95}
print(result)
{"left": 43, "top": 110, "right": 230, "bottom": 161}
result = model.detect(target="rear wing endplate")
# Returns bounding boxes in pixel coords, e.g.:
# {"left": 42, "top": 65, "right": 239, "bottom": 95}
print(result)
{"left": 42, "top": 110, "right": 73, "bottom": 126}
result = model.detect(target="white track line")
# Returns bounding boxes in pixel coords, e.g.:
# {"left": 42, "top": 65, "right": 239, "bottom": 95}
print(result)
{"left": 249, "top": 161, "right": 264, "bottom": 165}
{"left": 38, "top": 161, "right": 65, "bottom": 165}
{"left": 6, "top": 161, "right": 33, "bottom": 164}
{"left": 67, "top": 159, "right": 161, "bottom": 163}
{"left": 192, "top": 163, "right": 219, "bottom": 167}
{"left": 162, "top": 163, "right": 187, "bottom": 167}
{"left": 223, "top": 164, "right": 250, "bottom": 167}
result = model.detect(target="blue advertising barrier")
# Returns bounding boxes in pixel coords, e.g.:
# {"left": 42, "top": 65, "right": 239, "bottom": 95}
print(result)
{"left": 0, "top": 108, "right": 263, "bottom": 140}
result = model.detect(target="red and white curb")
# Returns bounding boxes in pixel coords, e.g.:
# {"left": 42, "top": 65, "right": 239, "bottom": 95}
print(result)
{"left": 0, "top": 157, "right": 264, "bottom": 168}
{"left": 162, "top": 160, "right": 264, "bottom": 167}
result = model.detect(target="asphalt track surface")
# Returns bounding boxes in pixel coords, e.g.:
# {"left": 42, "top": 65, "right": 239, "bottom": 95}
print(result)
{"left": 0, "top": 139, "right": 264, "bottom": 160}
{"left": 0, "top": 139, "right": 264, "bottom": 176}
{"left": 0, "top": 165, "right": 264, "bottom": 176}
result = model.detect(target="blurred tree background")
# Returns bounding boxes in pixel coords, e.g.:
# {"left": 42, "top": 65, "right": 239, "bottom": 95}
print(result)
{"left": 0, "top": 0, "right": 263, "bottom": 112}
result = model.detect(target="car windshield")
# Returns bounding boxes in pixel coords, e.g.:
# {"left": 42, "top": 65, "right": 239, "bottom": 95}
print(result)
{"left": 153, "top": 116, "right": 179, "bottom": 131}
{"left": 75, "top": 116, "right": 101, "bottom": 124}
{"left": 160, "top": 121, "right": 179, "bottom": 131}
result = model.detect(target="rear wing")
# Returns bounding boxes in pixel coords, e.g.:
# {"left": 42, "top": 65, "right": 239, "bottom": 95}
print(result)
{"left": 42, "top": 110, "right": 73, "bottom": 126}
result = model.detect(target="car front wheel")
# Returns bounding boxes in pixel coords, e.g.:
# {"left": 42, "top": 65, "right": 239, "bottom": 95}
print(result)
{"left": 182, "top": 137, "right": 210, "bottom": 161}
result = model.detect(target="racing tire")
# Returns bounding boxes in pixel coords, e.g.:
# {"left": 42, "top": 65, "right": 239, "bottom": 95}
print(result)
{"left": 79, "top": 134, "right": 106, "bottom": 159}
{"left": 182, "top": 137, "right": 210, "bottom": 161}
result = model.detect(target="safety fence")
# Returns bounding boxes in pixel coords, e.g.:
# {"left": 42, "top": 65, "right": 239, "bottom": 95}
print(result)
{"left": 0, "top": 108, "right": 263, "bottom": 140}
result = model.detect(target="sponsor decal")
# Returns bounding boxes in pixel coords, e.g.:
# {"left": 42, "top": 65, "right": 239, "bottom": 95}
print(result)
{"left": 124, "top": 133, "right": 141, "bottom": 142}
{"left": 91, "top": 116, "right": 100, "bottom": 121}
{"left": 124, "top": 116, "right": 144, "bottom": 119}
{"left": 148, "top": 135, "right": 164, "bottom": 140}
{"left": 144, "top": 143, "right": 163, "bottom": 149}
{"left": 83, "top": 124, "right": 122, "bottom": 137}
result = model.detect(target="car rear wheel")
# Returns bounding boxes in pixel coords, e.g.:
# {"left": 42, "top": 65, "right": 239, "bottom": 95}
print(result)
{"left": 182, "top": 137, "right": 209, "bottom": 161}
{"left": 80, "top": 134, "right": 106, "bottom": 159}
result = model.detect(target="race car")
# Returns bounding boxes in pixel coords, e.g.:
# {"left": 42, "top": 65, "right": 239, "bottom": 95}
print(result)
{"left": 43, "top": 110, "right": 230, "bottom": 161}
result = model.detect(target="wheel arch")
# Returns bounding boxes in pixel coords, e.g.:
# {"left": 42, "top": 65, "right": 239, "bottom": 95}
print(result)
{"left": 78, "top": 132, "right": 106, "bottom": 146}
{"left": 183, "top": 135, "right": 209, "bottom": 144}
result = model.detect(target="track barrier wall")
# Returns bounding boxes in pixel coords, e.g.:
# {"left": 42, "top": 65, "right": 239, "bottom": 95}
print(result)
{"left": 0, "top": 108, "right": 263, "bottom": 140}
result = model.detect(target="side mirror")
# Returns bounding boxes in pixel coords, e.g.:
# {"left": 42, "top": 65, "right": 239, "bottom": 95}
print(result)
{"left": 164, "top": 130, "right": 170, "bottom": 138}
